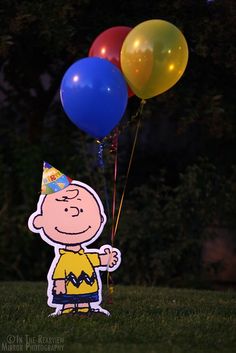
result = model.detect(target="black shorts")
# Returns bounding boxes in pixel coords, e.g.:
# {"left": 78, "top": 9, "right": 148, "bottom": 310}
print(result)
{"left": 52, "top": 291, "right": 99, "bottom": 304}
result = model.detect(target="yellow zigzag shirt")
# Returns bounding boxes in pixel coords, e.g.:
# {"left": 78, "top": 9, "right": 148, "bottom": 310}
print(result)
{"left": 52, "top": 248, "right": 100, "bottom": 295}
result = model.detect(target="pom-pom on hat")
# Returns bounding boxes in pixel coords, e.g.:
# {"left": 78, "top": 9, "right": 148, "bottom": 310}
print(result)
{"left": 41, "top": 162, "right": 72, "bottom": 194}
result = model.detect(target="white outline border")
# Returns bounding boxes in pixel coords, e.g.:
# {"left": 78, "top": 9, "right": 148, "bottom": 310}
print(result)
{"left": 28, "top": 180, "right": 121, "bottom": 316}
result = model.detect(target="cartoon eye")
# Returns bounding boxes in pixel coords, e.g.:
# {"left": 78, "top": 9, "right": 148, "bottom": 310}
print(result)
{"left": 80, "top": 209, "right": 83, "bottom": 213}
{"left": 64, "top": 208, "right": 68, "bottom": 212}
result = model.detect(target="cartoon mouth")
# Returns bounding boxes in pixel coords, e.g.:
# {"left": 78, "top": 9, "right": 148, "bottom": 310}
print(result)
{"left": 55, "top": 225, "right": 91, "bottom": 235}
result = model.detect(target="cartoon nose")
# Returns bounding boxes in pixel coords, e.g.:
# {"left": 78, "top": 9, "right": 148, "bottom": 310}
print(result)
{"left": 70, "top": 206, "right": 81, "bottom": 217}
{"left": 64, "top": 207, "right": 84, "bottom": 217}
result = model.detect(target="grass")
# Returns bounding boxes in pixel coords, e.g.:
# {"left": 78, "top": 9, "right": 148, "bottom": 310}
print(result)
{"left": 0, "top": 282, "right": 235, "bottom": 353}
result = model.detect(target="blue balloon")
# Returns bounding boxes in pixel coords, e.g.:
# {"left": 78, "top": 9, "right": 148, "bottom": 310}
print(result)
{"left": 60, "top": 57, "right": 128, "bottom": 139}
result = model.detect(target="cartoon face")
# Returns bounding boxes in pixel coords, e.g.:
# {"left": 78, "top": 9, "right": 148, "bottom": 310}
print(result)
{"left": 32, "top": 183, "right": 104, "bottom": 245}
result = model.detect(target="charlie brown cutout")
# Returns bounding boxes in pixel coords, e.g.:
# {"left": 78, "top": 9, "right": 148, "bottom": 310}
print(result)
{"left": 28, "top": 162, "right": 121, "bottom": 316}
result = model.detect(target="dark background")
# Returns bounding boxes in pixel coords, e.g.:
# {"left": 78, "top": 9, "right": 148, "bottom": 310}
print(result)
{"left": 0, "top": 0, "right": 235, "bottom": 288}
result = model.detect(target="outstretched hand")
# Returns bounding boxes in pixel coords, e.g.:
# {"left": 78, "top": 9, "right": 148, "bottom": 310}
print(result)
{"left": 99, "top": 247, "right": 119, "bottom": 268}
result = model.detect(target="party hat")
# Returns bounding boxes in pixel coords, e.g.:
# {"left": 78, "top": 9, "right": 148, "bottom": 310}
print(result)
{"left": 41, "top": 162, "right": 72, "bottom": 194}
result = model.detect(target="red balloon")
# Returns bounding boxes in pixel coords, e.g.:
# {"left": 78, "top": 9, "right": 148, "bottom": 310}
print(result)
{"left": 89, "top": 26, "right": 134, "bottom": 97}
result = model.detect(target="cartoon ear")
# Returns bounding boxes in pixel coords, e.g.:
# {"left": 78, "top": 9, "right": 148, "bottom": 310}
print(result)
{"left": 101, "top": 215, "right": 104, "bottom": 223}
{"left": 33, "top": 215, "right": 43, "bottom": 229}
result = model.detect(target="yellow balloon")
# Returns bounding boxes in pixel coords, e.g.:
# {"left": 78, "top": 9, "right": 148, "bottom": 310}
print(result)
{"left": 120, "top": 19, "right": 189, "bottom": 99}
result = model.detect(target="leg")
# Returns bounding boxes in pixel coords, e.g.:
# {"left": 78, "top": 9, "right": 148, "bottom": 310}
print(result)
{"left": 61, "top": 303, "right": 76, "bottom": 314}
{"left": 77, "top": 302, "right": 90, "bottom": 313}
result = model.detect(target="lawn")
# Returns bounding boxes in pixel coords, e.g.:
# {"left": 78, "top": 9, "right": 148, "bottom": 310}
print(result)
{"left": 0, "top": 282, "right": 235, "bottom": 353}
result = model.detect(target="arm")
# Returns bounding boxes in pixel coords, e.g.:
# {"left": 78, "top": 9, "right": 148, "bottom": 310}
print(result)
{"left": 53, "top": 279, "right": 66, "bottom": 295}
{"left": 52, "top": 254, "right": 66, "bottom": 294}
{"left": 99, "top": 247, "right": 120, "bottom": 269}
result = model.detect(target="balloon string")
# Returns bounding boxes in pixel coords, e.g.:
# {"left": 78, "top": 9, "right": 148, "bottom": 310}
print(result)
{"left": 96, "top": 140, "right": 113, "bottom": 303}
{"left": 106, "top": 129, "right": 118, "bottom": 304}
{"left": 113, "top": 99, "right": 146, "bottom": 239}
{"left": 104, "top": 99, "right": 146, "bottom": 304}
{"left": 111, "top": 130, "right": 119, "bottom": 244}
